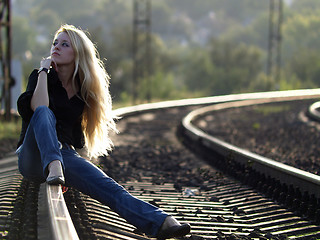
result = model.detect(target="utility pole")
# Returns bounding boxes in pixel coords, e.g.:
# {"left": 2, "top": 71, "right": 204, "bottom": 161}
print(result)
{"left": 267, "top": 0, "right": 283, "bottom": 87}
{"left": 0, "top": 0, "right": 12, "bottom": 121}
{"left": 132, "top": 0, "right": 151, "bottom": 104}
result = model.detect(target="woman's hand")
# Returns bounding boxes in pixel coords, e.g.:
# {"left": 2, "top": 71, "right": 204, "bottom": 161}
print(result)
{"left": 40, "top": 56, "right": 58, "bottom": 72}
{"left": 40, "top": 56, "right": 53, "bottom": 69}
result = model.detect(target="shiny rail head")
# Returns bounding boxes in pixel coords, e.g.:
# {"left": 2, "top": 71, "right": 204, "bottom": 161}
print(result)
{"left": 38, "top": 183, "right": 79, "bottom": 240}
{"left": 181, "top": 96, "right": 320, "bottom": 199}
{"left": 308, "top": 101, "right": 320, "bottom": 122}
{"left": 114, "top": 89, "right": 320, "bottom": 117}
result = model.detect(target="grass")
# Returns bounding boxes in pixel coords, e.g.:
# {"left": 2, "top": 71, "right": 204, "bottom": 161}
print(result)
{"left": 251, "top": 104, "right": 292, "bottom": 130}
{"left": 0, "top": 119, "right": 21, "bottom": 140}
{"left": 252, "top": 122, "right": 261, "bottom": 130}
{"left": 254, "top": 104, "right": 292, "bottom": 116}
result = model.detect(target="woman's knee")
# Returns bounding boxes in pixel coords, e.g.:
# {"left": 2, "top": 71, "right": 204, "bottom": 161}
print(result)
{"left": 32, "top": 105, "right": 56, "bottom": 124}
{"left": 34, "top": 105, "right": 51, "bottom": 116}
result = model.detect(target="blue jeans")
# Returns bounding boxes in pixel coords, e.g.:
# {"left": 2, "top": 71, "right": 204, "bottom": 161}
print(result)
{"left": 17, "top": 106, "right": 167, "bottom": 236}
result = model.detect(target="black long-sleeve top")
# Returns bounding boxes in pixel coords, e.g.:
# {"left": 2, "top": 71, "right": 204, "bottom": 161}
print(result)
{"left": 17, "top": 69, "right": 85, "bottom": 149}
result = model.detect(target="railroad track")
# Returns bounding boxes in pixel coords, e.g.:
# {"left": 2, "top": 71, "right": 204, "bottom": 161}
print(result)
{"left": 1, "top": 89, "right": 320, "bottom": 239}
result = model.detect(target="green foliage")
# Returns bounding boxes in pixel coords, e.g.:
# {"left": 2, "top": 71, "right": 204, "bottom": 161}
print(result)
{"left": 0, "top": 119, "right": 21, "bottom": 140}
{"left": 12, "top": 17, "right": 37, "bottom": 58}
{"left": 284, "top": 48, "right": 320, "bottom": 89}
{"left": 248, "top": 73, "right": 276, "bottom": 92}
{"left": 182, "top": 47, "right": 214, "bottom": 95}
{"left": 291, "top": 0, "right": 320, "bottom": 13}
{"left": 138, "top": 71, "right": 175, "bottom": 100}
{"left": 222, "top": 12, "right": 270, "bottom": 50}
{"left": 252, "top": 122, "right": 260, "bottom": 130}
{"left": 282, "top": 12, "right": 320, "bottom": 59}
{"left": 183, "top": 40, "right": 263, "bottom": 95}
{"left": 254, "top": 104, "right": 291, "bottom": 116}
{"left": 11, "top": 0, "right": 320, "bottom": 105}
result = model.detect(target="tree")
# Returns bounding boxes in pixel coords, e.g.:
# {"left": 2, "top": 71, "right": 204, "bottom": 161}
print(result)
{"left": 208, "top": 40, "right": 263, "bottom": 94}
{"left": 183, "top": 40, "right": 263, "bottom": 96}
{"left": 285, "top": 49, "right": 320, "bottom": 89}
{"left": 12, "top": 17, "right": 37, "bottom": 59}
{"left": 282, "top": 12, "right": 320, "bottom": 60}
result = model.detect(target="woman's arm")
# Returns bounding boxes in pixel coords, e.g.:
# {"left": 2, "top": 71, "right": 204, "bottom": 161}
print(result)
{"left": 30, "top": 57, "right": 52, "bottom": 111}
{"left": 30, "top": 70, "right": 49, "bottom": 111}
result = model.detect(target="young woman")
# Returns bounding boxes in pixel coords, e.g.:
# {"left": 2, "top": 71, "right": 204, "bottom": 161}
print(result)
{"left": 16, "top": 24, "right": 190, "bottom": 239}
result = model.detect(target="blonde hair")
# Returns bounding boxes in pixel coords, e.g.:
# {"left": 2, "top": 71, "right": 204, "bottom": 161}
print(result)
{"left": 54, "top": 24, "right": 118, "bottom": 158}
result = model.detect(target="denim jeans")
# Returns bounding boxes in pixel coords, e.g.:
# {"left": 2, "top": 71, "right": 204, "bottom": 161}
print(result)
{"left": 17, "top": 106, "right": 168, "bottom": 236}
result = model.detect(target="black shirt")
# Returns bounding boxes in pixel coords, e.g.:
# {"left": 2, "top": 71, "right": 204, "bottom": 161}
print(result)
{"left": 17, "top": 69, "right": 85, "bottom": 148}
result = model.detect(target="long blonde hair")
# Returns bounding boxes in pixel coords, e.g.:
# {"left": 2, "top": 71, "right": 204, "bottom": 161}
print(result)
{"left": 54, "top": 24, "right": 118, "bottom": 158}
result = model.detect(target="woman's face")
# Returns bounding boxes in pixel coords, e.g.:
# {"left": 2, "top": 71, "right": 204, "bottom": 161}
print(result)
{"left": 51, "top": 31, "right": 75, "bottom": 67}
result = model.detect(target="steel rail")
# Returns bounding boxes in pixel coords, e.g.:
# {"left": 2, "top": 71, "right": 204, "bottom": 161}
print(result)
{"left": 0, "top": 154, "right": 79, "bottom": 240}
{"left": 308, "top": 101, "right": 320, "bottom": 122}
{"left": 38, "top": 184, "right": 79, "bottom": 240}
{"left": 181, "top": 94, "right": 320, "bottom": 200}
{"left": 114, "top": 89, "right": 320, "bottom": 117}
{"left": 43, "top": 88, "right": 320, "bottom": 239}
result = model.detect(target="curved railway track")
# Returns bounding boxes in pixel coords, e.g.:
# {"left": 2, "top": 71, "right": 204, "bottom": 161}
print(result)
{"left": 1, "top": 89, "right": 320, "bottom": 239}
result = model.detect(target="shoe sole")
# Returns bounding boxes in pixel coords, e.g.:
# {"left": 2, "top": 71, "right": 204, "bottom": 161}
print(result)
{"left": 157, "top": 223, "right": 191, "bottom": 240}
{"left": 46, "top": 176, "right": 65, "bottom": 185}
